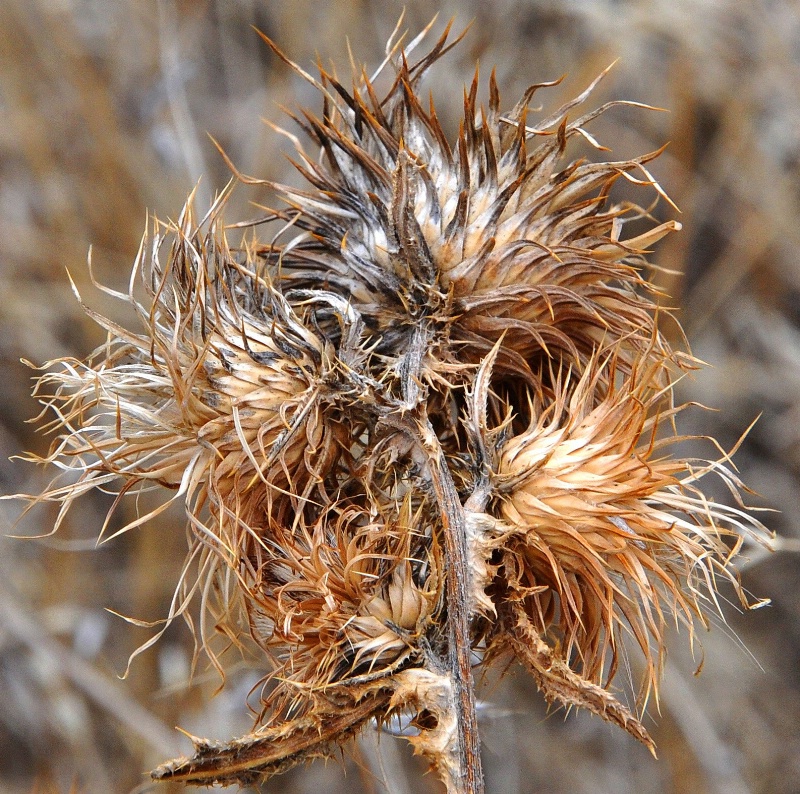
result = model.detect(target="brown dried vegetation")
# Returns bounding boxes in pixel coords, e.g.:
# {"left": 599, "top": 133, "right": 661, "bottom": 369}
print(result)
{"left": 12, "top": 19, "right": 770, "bottom": 794}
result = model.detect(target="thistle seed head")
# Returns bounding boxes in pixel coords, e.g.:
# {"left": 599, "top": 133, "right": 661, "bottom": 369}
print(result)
{"left": 491, "top": 351, "right": 761, "bottom": 705}
{"left": 245, "top": 496, "right": 440, "bottom": 721}
{"left": 15, "top": 19, "right": 771, "bottom": 791}
{"left": 258, "top": 22, "right": 680, "bottom": 386}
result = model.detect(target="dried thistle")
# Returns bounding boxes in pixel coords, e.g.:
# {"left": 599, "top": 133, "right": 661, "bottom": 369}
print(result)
{"left": 13, "top": 19, "right": 771, "bottom": 794}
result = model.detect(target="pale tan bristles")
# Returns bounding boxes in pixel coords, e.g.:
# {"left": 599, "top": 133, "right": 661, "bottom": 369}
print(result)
{"left": 17, "top": 202, "right": 346, "bottom": 673}
{"left": 488, "top": 352, "right": 770, "bottom": 712}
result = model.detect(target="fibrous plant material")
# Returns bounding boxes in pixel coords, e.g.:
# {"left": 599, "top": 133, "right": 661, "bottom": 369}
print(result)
{"left": 15, "top": 19, "right": 771, "bottom": 794}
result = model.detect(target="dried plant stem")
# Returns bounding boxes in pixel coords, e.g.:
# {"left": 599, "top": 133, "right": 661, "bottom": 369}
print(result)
{"left": 152, "top": 695, "right": 389, "bottom": 785}
{"left": 413, "top": 413, "right": 485, "bottom": 794}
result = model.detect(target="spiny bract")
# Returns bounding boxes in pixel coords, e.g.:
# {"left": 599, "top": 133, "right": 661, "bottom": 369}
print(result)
{"left": 17, "top": 19, "right": 769, "bottom": 791}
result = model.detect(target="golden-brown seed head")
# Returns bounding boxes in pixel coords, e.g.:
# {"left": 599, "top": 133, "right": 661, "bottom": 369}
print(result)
{"left": 491, "top": 353, "right": 766, "bottom": 703}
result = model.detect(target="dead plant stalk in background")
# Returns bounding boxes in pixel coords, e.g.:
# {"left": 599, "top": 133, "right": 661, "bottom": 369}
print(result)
{"left": 14, "top": 19, "right": 771, "bottom": 794}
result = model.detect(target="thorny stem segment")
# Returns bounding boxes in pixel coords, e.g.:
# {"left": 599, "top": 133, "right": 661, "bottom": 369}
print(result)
{"left": 416, "top": 413, "right": 485, "bottom": 794}
{"left": 152, "top": 696, "right": 389, "bottom": 785}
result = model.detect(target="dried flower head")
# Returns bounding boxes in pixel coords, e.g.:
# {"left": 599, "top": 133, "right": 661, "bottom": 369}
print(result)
{"left": 14, "top": 19, "right": 770, "bottom": 794}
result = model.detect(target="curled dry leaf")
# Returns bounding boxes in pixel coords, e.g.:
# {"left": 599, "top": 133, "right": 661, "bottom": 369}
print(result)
{"left": 12, "top": 18, "right": 771, "bottom": 794}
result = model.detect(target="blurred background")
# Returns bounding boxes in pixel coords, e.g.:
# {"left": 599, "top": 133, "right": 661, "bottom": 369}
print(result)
{"left": 1, "top": 1, "right": 799, "bottom": 792}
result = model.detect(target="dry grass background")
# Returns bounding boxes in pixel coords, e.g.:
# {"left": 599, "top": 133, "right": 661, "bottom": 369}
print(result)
{"left": 1, "top": 1, "right": 799, "bottom": 792}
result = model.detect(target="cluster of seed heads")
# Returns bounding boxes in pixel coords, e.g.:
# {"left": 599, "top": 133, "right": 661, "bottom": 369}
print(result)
{"left": 18, "top": 21, "right": 770, "bottom": 793}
